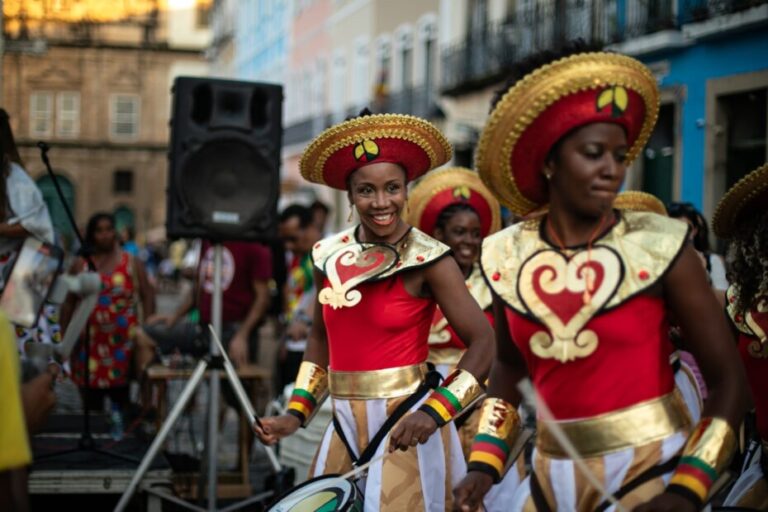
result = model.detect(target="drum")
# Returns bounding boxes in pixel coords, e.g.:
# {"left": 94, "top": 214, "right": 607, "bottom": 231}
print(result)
{"left": 267, "top": 474, "right": 363, "bottom": 512}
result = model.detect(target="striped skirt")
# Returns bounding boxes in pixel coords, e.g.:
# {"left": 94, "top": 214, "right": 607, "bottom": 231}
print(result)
{"left": 510, "top": 431, "right": 688, "bottom": 511}
{"left": 309, "top": 394, "right": 466, "bottom": 512}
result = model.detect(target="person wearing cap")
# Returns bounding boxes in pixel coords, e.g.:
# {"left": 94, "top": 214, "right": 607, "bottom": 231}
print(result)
{"left": 453, "top": 49, "right": 748, "bottom": 512}
{"left": 254, "top": 112, "right": 494, "bottom": 510}
{"left": 713, "top": 163, "right": 768, "bottom": 509}
{"left": 408, "top": 168, "right": 525, "bottom": 510}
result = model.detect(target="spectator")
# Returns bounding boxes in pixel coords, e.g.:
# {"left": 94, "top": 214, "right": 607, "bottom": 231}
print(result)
{"left": 120, "top": 226, "right": 139, "bottom": 257}
{"left": 668, "top": 202, "right": 729, "bottom": 290}
{"left": 310, "top": 199, "right": 330, "bottom": 235}
{"left": 276, "top": 205, "right": 321, "bottom": 391}
{"left": 0, "top": 109, "right": 60, "bottom": 355}
{"left": 145, "top": 239, "right": 271, "bottom": 370}
{"left": 62, "top": 213, "right": 155, "bottom": 425}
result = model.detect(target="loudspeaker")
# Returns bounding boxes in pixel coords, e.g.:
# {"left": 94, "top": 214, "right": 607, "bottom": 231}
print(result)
{"left": 166, "top": 77, "right": 282, "bottom": 241}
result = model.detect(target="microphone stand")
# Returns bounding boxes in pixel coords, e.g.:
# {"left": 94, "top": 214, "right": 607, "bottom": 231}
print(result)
{"left": 35, "top": 142, "right": 136, "bottom": 463}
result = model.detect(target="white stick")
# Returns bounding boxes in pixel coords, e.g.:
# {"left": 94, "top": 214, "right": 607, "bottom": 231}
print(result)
{"left": 517, "top": 379, "right": 628, "bottom": 512}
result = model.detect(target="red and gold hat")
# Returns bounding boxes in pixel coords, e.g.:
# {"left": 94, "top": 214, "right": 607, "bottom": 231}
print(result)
{"left": 407, "top": 167, "right": 501, "bottom": 237}
{"left": 713, "top": 162, "right": 768, "bottom": 238}
{"left": 613, "top": 190, "right": 668, "bottom": 216}
{"left": 476, "top": 52, "right": 660, "bottom": 216}
{"left": 300, "top": 113, "right": 452, "bottom": 190}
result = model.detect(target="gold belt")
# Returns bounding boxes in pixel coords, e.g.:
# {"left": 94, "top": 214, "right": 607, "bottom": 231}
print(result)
{"left": 537, "top": 391, "right": 691, "bottom": 459}
{"left": 328, "top": 363, "right": 427, "bottom": 400}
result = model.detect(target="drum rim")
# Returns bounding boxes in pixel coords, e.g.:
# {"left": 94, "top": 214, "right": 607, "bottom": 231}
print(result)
{"left": 267, "top": 473, "right": 358, "bottom": 510}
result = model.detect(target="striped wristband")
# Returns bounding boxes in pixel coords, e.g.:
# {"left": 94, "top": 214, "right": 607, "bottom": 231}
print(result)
{"left": 667, "top": 416, "right": 736, "bottom": 507}
{"left": 418, "top": 369, "right": 482, "bottom": 426}
{"left": 286, "top": 361, "right": 328, "bottom": 427}
{"left": 468, "top": 398, "right": 521, "bottom": 483}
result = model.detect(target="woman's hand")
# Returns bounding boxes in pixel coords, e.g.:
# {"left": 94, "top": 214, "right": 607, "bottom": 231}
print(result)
{"left": 253, "top": 414, "right": 301, "bottom": 445}
{"left": 453, "top": 472, "right": 494, "bottom": 511}
{"left": 388, "top": 410, "right": 438, "bottom": 452}
{"left": 632, "top": 492, "right": 696, "bottom": 512}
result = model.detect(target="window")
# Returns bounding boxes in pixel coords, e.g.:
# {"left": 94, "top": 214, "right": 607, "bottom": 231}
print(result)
{"left": 353, "top": 39, "right": 369, "bottom": 105}
{"left": 113, "top": 169, "right": 134, "bottom": 194}
{"left": 110, "top": 94, "right": 140, "bottom": 140}
{"left": 196, "top": 0, "right": 212, "bottom": 28}
{"left": 30, "top": 92, "right": 53, "bottom": 137}
{"left": 57, "top": 92, "right": 80, "bottom": 138}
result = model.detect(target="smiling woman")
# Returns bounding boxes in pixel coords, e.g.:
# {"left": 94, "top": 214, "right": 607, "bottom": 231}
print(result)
{"left": 253, "top": 112, "right": 495, "bottom": 511}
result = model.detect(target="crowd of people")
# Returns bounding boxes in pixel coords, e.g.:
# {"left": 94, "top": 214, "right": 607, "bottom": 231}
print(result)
{"left": 2, "top": 43, "right": 768, "bottom": 512}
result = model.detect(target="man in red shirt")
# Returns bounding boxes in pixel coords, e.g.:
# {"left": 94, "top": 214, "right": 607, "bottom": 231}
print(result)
{"left": 145, "top": 240, "right": 272, "bottom": 372}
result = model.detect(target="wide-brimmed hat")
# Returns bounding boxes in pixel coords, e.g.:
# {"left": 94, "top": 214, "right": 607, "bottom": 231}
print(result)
{"left": 476, "top": 52, "right": 659, "bottom": 216}
{"left": 300, "top": 113, "right": 452, "bottom": 190}
{"left": 407, "top": 167, "right": 501, "bottom": 237}
{"left": 713, "top": 162, "right": 768, "bottom": 238}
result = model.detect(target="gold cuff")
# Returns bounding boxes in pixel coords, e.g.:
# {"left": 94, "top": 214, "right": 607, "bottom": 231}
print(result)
{"left": 443, "top": 368, "right": 483, "bottom": 410}
{"left": 287, "top": 361, "right": 329, "bottom": 426}
{"left": 682, "top": 416, "right": 737, "bottom": 474}
{"left": 476, "top": 398, "right": 522, "bottom": 444}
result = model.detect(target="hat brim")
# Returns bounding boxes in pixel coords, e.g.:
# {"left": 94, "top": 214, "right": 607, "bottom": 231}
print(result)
{"left": 476, "top": 52, "right": 660, "bottom": 216}
{"left": 713, "top": 163, "right": 768, "bottom": 238}
{"left": 407, "top": 167, "right": 502, "bottom": 237}
{"left": 300, "top": 113, "right": 452, "bottom": 190}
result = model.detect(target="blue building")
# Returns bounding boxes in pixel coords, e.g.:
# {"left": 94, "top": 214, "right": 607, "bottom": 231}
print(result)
{"left": 612, "top": 1, "right": 768, "bottom": 219}
{"left": 232, "top": 0, "right": 290, "bottom": 83}
{"left": 439, "top": 0, "right": 768, "bottom": 221}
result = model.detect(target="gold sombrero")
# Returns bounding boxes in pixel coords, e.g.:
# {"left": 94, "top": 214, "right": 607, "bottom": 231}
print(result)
{"left": 407, "top": 167, "right": 502, "bottom": 237}
{"left": 299, "top": 113, "right": 452, "bottom": 190}
{"left": 613, "top": 191, "right": 667, "bottom": 216}
{"left": 476, "top": 52, "right": 660, "bottom": 216}
{"left": 713, "top": 162, "right": 768, "bottom": 238}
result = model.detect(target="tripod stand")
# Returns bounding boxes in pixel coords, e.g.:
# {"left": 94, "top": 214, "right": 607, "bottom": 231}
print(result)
{"left": 115, "top": 244, "right": 288, "bottom": 512}
{"left": 35, "top": 142, "right": 136, "bottom": 465}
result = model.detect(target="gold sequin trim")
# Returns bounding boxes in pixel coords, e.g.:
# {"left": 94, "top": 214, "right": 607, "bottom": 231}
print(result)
{"left": 299, "top": 113, "right": 453, "bottom": 186}
{"left": 713, "top": 163, "right": 768, "bottom": 238}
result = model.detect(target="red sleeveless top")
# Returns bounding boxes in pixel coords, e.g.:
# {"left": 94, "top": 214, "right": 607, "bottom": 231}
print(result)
{"left": 507, "top": 295, "right": 674, "bottom": 419}
{"left": 481, "top": 212, "right": 688, "bottom": 420}
{"left": 323, "top": 275, "right": 435, "bottom": 371}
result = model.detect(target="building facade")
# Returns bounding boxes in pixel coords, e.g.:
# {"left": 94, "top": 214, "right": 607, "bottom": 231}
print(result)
{"left": 2, "top": 0, "right": 211, "bottom": 245}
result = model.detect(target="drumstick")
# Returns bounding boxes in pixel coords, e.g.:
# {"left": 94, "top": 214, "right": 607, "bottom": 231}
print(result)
{"left": 207, "top": 324, "right": 282, "bottom": 472}
{"left": 517, "top": 379, "right": 628, "bottom": 512}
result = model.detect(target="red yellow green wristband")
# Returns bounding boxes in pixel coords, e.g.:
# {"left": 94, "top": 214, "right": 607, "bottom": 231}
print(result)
{"left": 467, "top": 398, "right": 521, "bottom": 483}
{"left": 418, "top": 368, "right": 482, "bottom": 426}
{"left": 667, "top": 416, "right": 736, "bottom": 507}
{"left": 286, "top": 361, "right": 328, "bottom": 427}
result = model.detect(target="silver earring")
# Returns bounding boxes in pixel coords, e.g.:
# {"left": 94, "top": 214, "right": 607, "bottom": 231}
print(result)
{"left": 544, "top": 171, "right": 553, "bottom": 180}
{"left": 347, "top": 205, "right": 354, "bottom": 223}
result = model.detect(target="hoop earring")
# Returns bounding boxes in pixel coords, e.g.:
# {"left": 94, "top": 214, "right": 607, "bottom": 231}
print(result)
{"left": 347, "top": 205, "right": 354, "bottom": 223}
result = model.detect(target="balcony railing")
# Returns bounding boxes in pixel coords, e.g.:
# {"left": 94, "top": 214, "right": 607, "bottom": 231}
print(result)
{"left": 681, "top": 0, "right": 768, "bottom": 23}
{"left": 441, "top": 0, "right": 767, "bottom": 95}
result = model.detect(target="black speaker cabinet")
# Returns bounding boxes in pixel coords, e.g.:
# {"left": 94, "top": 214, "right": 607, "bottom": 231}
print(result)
{"left": 166, "top": 77, "right": 282, "bottom": 241}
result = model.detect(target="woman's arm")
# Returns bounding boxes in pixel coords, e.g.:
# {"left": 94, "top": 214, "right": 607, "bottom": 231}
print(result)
{"left": 134, "top": 258, "right": 156, "bottom": 319}
{"left": 0, "top": 223, "right": 30, "bottom": 239}
{"left": 635, "top": 245, "right": 749, "bottom": 512}
{"left": 453, "top": 295, "right": 530, "bottom": 511}
{"left": 253, "top": 269, "right": 329, "bottom": 445}
{"left": 426, "top": 256, "right": 494, "bottom": 379}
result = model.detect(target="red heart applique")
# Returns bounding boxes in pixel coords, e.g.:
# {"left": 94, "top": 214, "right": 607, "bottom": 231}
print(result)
{"left": 319, "top": 244, "right": 398, "bottom": 309}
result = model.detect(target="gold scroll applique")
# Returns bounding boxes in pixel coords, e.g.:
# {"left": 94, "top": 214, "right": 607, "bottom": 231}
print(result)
{"left": 518, "top": 247, "right": 622, "bottom": 362}
{"left": 429, "top": 309, "right": 451, "bottom": 345}
{"left": 318, "top": 244, "right": 398, "bottom": 309}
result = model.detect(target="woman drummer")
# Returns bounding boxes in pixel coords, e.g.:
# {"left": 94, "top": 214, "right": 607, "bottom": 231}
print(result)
{"left": 453, "top": 50, "right": 748, "bottom": 512}
{"left": 713, "top": 163, "right": 768, "bottom": 509}
{"left": 254, "top": 112, "right": 494, "bottom": 510}
{"left": 406, "top": 167, "right": 500, "bottom": 379}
